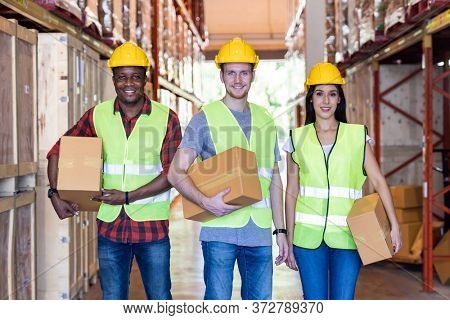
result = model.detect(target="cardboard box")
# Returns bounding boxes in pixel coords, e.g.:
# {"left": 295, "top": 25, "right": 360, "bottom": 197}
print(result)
{"left": 347, "top": 193, "right": 394, "bottom": 265}
{"left": 57, "top": 136, "right": 102, "bottom": 211}
{"left": 395, "top": 207, "right": 422, "bottom": 223}
{"left": 182, "top": 147, "right": 262, "bottom": 222}
{"left": 395, "top": 222, "right": 422, "bottom": 258}
{"left": 390, "top": 185, "right": 422, "bottom": 209}
{"left": 433, "top": 231, "right": 450, "bottom": 285}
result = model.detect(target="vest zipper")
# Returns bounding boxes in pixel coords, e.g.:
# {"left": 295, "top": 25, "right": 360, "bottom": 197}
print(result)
{"left": 313, "top": 122, "right": 340, "bottom": 243}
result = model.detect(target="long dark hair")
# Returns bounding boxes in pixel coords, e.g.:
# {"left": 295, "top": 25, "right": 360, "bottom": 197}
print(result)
{"left": 304, "top": 84, "right": 348, "bottom": 125}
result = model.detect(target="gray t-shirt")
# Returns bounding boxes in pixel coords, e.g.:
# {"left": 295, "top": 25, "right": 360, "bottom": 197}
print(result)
{"left": 179, "top": 106, "right": 280, "bottom": 247}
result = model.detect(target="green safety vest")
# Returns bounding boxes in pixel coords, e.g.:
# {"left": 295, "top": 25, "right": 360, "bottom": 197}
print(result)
{"left": 201, "top": 100, "right": 276, "bottom": 228}
{"left": 93, "top": 98, "right": 170, "bottom": 222}
{"left": 291, "top": 122, "right": 367, "bottom": 249}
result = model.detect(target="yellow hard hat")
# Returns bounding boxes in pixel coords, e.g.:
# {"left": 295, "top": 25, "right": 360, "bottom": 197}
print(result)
{"left": 215, "top": 37, "right": 259, "bottom": 69}
{"left": 107, "top": 41, "right": 150, "bottom": 70}
{"left": 304, "top": 62, "right": 345, "bottom": 90}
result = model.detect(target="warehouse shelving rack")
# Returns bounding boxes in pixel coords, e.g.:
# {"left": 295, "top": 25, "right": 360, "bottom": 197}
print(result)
{"left": 0, "top": 0, "right": 204, "bottom": 108}
{"left": 345, "top": 9, "right": 450, "bottom": 292}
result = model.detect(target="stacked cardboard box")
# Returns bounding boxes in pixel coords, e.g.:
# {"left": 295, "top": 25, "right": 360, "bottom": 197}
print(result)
{"left": 384, "top": 0, "right": 407, "bottom": 35}
{"left": 433, "top": 230, "right": 450, "bottom": 284}
{"left": 35, "top": 0, "right": 84, "bottom": 27}
{"left": 390, "top": 185, "right": 423, "bottom": 261}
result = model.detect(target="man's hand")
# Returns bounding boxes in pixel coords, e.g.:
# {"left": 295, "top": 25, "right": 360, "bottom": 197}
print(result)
{"left": 51, "top": 194, "right": 79, "bottom": 220}
{"left": 275, "top": 234, "right": 289, "bottom": 266}
{"left": 91, "top": 189, "right": 126, "bottom": 205}
{"left": 200, "top": 188, "right": 241, "bottom": 216}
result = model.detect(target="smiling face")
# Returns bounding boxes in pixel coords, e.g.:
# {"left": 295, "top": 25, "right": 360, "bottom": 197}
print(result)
{"left": 311, "top": 84, "right": 341, "bottom": 121}
{"left": 112, "top": 66, "right": 147, "bottom": 106}
{"left": 220, "top": 63, "right": 254, "bottom": 100}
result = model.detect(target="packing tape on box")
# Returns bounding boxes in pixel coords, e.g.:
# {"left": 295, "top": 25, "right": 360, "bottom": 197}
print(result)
{"left": 59, "top": 157, "right": 102, "bottom": 169}
{"left": 83, "top": 157, "right": 103, "bottom": 169}
{"left": 58, "top": 159, "right": 75, "bottom": 169}
{"left": 193, "top": 167, "right": 255, "bottom": 189}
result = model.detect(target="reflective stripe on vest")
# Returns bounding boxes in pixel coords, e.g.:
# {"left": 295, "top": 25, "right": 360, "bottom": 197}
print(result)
{"left": 201, "top": 101, "right": 276, "bottom": 228}
{"left": 258, "top": 167, "right": 273, "bottom": 180}
{"left": 295, "top": 212, "right": 348, "bottom": 227}
{"left": 252, "top": 196, "right": 271, "bottom": 209}
{"left": 300, "top": 186, "right": 362, "bottom": 200}
{"left": 130, "top": 191, "right": 171, "bottom": 204}
{"left": 103, "top": 163, "right": 163, "bottom": 176}
{"left": 250, "top": 168, "right": 273, "bottom": 208}
{"left": 93, "top": 98, "right": 171, "bottom": 222}
{"left": 291, "top": 122, "right": 367, "bottom": 249}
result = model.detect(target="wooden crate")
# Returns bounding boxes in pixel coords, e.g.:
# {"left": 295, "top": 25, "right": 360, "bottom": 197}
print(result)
{"left": 71, "top": 206, "right": 84, "bottom": 299}
{"left": 0, "top": 197, "right": 14, "bottom": 299}
{"left": 16, "top": 25, "right": 38, "bottom": 177}
{"left": 14, "top": 191, "right": 36, "bottom": 300}
{"left": 0, "top": 17, "right": 18, "bottom": 181}
{"left": 83, "top": 45, "right": 100, "bottom": 113}
{"left": 344, "top": 63, "right": 373, "bottom": 127}
{"left": 81, "top": 211, "right": 98, "bottom": 292}
{"left": 99, "top": 60, "right": 115, "bottom": 101}
{"left": 36, "top": 34, "right": 95, "bottom": 299}
{"left": 0, "top": 192, "right": 36, "bottom": 300}
{"left": 86, "top": 212, "right": 98, "bottom": 285}
{"left": 0, "top": 18, "right": 37, "bottom": 300}
{"left": 68, "top": 38, "right": 84, "bottom": 128}
{"left": 35, "top": 187, "right": 83, "bottom": 299}
{"left": 80, "top": 45, "right": 100, "bottom": 292}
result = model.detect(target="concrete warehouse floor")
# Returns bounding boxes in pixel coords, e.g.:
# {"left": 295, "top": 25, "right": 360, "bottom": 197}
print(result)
{"left": 82, "top": 196, "right": 450, "bottom": 300}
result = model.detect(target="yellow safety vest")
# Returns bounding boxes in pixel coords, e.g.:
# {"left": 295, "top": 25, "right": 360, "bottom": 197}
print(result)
{"left": 201, "top": 100, "right": 276, "bottom": 228}
{"left": 291, "top": 122, "right": 367, "bottom": 249}
{"left": 93, "top": 98, "right": 171, "bottom": 222}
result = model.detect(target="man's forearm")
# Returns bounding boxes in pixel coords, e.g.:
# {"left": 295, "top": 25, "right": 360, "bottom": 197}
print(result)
{"left": 168, "top": 170, "right": 206, "bottom": 207}
{"left": 47, "top": 154, "right": 59, "bottom": 188}
{"left": 128, "top": 173, "right": 172, "bottom": 202}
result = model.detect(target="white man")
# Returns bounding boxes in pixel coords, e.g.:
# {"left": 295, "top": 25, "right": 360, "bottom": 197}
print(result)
{"left": 168, "top": 37, "right": 288, "bottom": 300}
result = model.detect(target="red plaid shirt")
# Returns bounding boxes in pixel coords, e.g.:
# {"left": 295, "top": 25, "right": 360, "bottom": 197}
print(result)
{"left": 47, "top": 96, "right": 181, "bottom": 243}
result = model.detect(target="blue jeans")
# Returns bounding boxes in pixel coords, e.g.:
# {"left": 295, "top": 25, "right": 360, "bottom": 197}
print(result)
{"left": 98, "top": 235, "right": 172, "bottom": 300}
{"left": 201, "top": 241, "right": 273, "bottom": 300}
{"left": 293, "top": 241, "right": 361, "bottom": 300}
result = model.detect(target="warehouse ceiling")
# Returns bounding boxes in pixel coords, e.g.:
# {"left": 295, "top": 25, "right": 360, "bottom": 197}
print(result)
{"left": 203, "top": 0, "right": 293, "bottom": 59}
